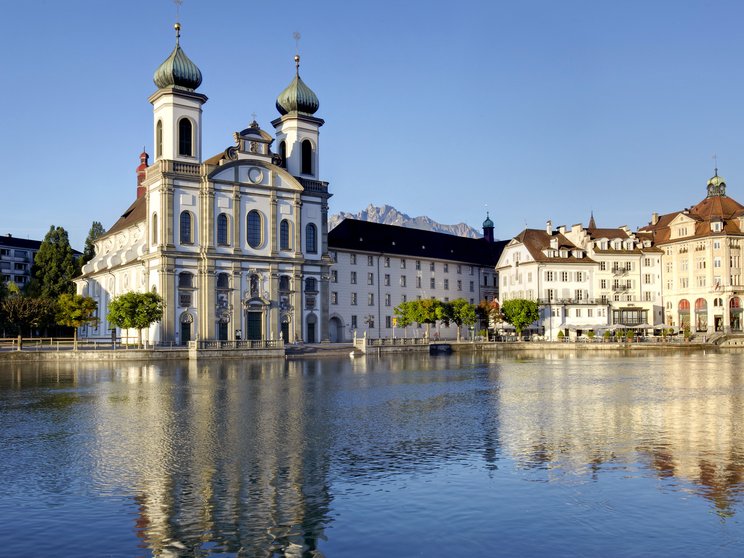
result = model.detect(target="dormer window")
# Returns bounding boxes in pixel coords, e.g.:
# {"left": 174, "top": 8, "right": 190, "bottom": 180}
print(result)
{"left": 712, "top": 221, "right": 723, "bottom": 232}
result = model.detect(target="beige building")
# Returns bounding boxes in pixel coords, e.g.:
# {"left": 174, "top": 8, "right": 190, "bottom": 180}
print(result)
{"left": 641, "top": 172, "right": 744, "bottom": 334}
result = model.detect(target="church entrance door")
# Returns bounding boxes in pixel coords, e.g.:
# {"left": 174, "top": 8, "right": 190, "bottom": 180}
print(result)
{"left": 247, "top": 311, "right": 262, "bottom": 341}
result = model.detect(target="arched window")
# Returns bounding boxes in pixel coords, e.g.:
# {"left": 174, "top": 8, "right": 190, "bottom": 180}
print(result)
{"left": 178, "top": 272, "right": 193, "bottom": 288}
{"left": 178, "top": 118, "right": 193, "bottom": 157}
{"left": 279, "top": 141, "right": 286, "bottom": 168}
{"left": 280, "top": 219, "right": 290, "bottom": 250}
{"left": 305, "top": 277, "right": 317, "bottom": 292}
{"left": 217, "top": 213, "right": 229, "bottom": 246}
{"left": 247, "top": 210, "right": 262, "bottom": 248}
{"left": 216, "top": 272, "right": 229, "bottom": 289}
{"left": 180, "top": 211, "right": 193, "bottom": 244}
{"left": 156, "top": 120, "right": 163, "bottom": 159}
{"left": 305, "top": 223, "right": 317, "bottom": 254}
{"left": 151, "top": 213, "right": 158, "bottom": 245}
{"left": 301, "top": 139, "right": 313, "bottom": 175}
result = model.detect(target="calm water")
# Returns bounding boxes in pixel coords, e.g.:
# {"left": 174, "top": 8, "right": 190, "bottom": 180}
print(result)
{"left": 1, "top": 351, "right": 743, "bottom": 557}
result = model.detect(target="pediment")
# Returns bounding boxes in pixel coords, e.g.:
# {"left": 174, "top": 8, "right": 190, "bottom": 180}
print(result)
{"left": 208, "top": 160, "right": 303, "bottom": 191}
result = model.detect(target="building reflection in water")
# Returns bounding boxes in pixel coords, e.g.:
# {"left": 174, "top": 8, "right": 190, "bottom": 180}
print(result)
{"left": 2, "top": 349, "right": 743, "bottom": 555}
{"left": 88, "top": 359, "right": 334, "bottom": 557}
{"left": 494, "top": 350, "right": 744, "bottom": 516}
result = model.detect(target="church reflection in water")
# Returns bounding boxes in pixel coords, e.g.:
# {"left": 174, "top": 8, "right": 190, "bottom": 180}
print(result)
{"left": 88, "top": 359, "right": 336, "bottom": 557}
{"left": 7, "top": 350, "right": 741, "bottom": 555}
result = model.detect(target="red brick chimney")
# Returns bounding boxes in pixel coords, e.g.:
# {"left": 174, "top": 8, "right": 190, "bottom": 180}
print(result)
{"left": 136, "top": 150, "right": 149, "bottom": 199}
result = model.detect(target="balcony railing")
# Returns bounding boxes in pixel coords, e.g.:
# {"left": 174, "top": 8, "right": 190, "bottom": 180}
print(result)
{"left": 295, "top": 176, "right": 329, "bottom": 194}
{"left": 539, "top": 298, "right": 605, "bottom": 305}
{"left": 612, "top": 268, "right": 628, "bottom": 276}
{"left": 191, "top": 339, "right": 284, "bottom": 350}
{"left": 147, "top": 159, "right": 202, "bottom": 179}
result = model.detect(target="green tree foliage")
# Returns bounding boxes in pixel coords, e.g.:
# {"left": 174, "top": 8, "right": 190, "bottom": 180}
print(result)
{"left": 0, "top": 294, "right": 57, "bottom": 336}
{"left": 82, "top": 221, "right": 106, "bottom": 265}
{"left": 393, "top": 301, "right": 414, "bottom": 329}
{"left": 438, "top": 299, "right": 477, "bottom": 341}
{"left": 27, "top": 225, "right": 79, "bottom": 299}
{"left": 108, "top": 291, "right": 164, "bottom": 347}
{"left": 500, "top": 298, "right": 540, "bottom": 337}
{"left": 56, "top": 293, "right": 98, "bottom": 350}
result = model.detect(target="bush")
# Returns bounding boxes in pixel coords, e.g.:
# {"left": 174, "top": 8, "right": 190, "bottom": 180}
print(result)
{"left": 603, "top": 330, "right": 611, "bottom": 341}
{"left": 557, "top": 330, "right": 565, "bottom": 341}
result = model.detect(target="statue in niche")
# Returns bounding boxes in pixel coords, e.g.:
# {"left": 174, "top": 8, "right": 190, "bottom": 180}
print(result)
{"left": 250, "top": 275, "right": 260, "bottom": 298}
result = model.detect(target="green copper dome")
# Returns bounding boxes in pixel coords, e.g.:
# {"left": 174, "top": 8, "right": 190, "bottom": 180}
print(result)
{"left": 276, "top": 55, "right": 319, "bottom": 116}
{"left": 483, "top": 212, "right": 494, "bottom": 228}
{"left": 153, "top": 23, "right": 202, "bottom": 91}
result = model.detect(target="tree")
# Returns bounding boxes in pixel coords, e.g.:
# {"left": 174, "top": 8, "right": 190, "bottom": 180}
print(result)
{"left": 108, "top": 291, "right": 164, "bottom": 347}
{"left": 82, "top": 221, "right": 106, "bottom": 265}
{"left": 500, "top": 299, "right": 539, "bottom": 338}
{"left": 56, "top": 293, "right": 98, "bottom": 350}
{"left": 26, "top": 225, "right": 79, "bottom": 299}
{"left": 0, "top": 294, "right": 57, "bottom": 336}
{"left": 413, "top": 299, "right": 441, "bottom": 338}
{"left": 451, "top": 299, "right": 477, "bottom": 341}
{"left": 476, "top": 299, "right": 501, "bottom": 331}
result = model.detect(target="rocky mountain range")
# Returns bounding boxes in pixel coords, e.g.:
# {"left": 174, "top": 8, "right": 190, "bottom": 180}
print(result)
{"left": 329, "top": 204, "right": 481, "bottom": 239}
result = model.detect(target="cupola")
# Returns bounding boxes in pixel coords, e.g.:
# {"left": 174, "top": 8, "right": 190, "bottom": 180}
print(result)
{"left": 153, "top": 23, "right": 202, "bottom": 91}
{"left": 707, "top": 170, "right": 726, "bottom": 198}
{"left": 482, "top": 211, "right": 494, "bottom": 243}
{"left": 275, "top": 55, "right": 320, "bottom": 115}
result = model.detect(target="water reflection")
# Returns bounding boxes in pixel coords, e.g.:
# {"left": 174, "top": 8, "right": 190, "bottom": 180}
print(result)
{"left": 0, "top": 351, "right": 743, "bottom": 556}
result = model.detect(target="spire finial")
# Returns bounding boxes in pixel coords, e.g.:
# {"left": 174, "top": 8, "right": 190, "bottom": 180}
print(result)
{"left": 174, "top": 0, "right": 183, "bottom": 43}
{"left": 293, "top": 31, "right": 302, "bottom": 75}
{"left": 713, "top": 153, "right": 718, "bottom": 176}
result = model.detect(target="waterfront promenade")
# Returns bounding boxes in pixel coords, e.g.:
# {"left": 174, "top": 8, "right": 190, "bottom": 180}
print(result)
{"left": 2, "top": 333, "right": 742, "bottom": 362}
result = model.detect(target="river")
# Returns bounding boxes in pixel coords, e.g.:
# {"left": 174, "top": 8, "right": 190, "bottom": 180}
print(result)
{"left": 0, "top": 350, "right": 742, "bottom": 557}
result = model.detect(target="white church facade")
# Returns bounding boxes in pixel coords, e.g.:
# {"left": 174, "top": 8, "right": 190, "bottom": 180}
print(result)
{"left": 77, "top": 24, "right": 331, "bottom": 345}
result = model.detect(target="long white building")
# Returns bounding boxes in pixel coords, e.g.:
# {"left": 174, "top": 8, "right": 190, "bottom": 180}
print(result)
{"left": 327, "top": 218, "right": 506, "bottom": 341}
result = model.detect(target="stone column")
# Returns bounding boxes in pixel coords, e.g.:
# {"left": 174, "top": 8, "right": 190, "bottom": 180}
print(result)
{"left": 293, "top": 270, "right": 303, "bottom": 342}
{"left": 163, "top": 177, "right": 175, "bottom": 249}
{"left": 160, "top": 257, "right": 176, "bottom": 343}
{"left": 270, "top": 269, "right": 280, "bottom": 341}
{"left": 232, "top": 268, "right": 242, "bottom": 340}
{"left": 199, "top": 259, "right": 216, "bottom": 340}
{"left": 320, "top": 265, "right": 330, "bottom": 343}
{"left": 232, "top": 185, "right": 242, "bottom": 255}
{"left": 294, "top": 195, "right": 303, "bottom": 257}
{"left": 270, "top": 190, "right": 278, "bottom": 256}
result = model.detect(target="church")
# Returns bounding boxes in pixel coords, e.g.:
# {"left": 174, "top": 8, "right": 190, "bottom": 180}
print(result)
{"left": 76, "top": 23, "right": 331, "bottom": 345}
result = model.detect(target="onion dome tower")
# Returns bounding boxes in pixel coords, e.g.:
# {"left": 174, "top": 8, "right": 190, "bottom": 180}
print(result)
{"left": 149, "top": 23, "right": 207, "bottom": 163}
{"left": 482, "top": 212, "right": 494, "bottom": 243}
{"left": 271, "top": 55, "right": 324, "bottom": 178}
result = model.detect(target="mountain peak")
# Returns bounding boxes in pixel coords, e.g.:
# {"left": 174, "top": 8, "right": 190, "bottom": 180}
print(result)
{"left": 329, "top": 204, "right": 481, "bottom": 239}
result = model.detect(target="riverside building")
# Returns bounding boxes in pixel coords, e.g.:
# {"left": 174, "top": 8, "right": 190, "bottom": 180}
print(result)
{"left": 327, "top": 217, "right": 506, "bottom": 341}
{"left": 641, "top": 171, "right": 744, "bottom": 333}
{"left": 497, "top": 218, "right": 663, "bottom": 340}
{"left": 76, "top": 24, "right": 331, "bottom": 345}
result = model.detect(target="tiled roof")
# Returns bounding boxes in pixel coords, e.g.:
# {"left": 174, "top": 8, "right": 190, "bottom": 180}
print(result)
{"left": 586, "top": 227, "right": 630, "bottom": 239}
{"left": 0, "top": 235, "right": 42, "bottom": 250}
{"left": 104, "top": 196, "right": 147, "bottom": 238}
{"left": 513, "top": 229, "right": 596, "bottom": 264}
{"left": 329, "top": 219, "right": 506, "bottom": 266}
{"left": 640, "top": 193, "right": 744, "bottom": 243}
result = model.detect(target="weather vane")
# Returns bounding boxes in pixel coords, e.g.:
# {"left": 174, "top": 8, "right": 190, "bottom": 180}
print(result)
{"left": 293, "top": 31, "right": 301, "bottom": 54}
{"left": 174, "top": 0, "right": 183, "bottom": 20}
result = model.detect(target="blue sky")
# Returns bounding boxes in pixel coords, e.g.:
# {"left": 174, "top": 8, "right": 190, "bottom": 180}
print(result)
{"left": 2, "top": 0, "right": 744, "bottom": 249}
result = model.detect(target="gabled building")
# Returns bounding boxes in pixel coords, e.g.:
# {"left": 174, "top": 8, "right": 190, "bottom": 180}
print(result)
{"left": 641, "top": 172, "right": 744, "bottom": 333}
{"left": 76, "top": 24, "right": 331, "bottom": 345}
{"left": 327, "top": 217, "right": 506, "bottom": 341}
{"left": 497, "top": 218, "right": 663, "bottom": 339}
